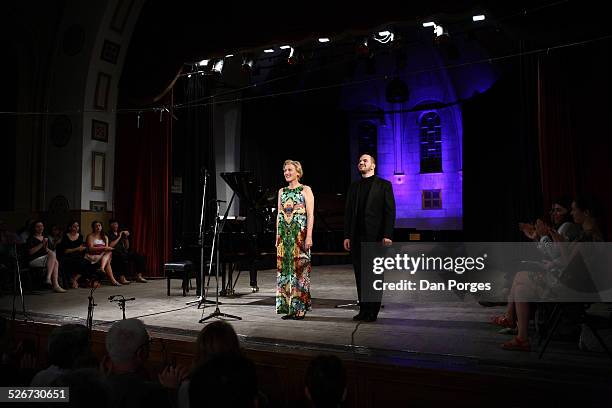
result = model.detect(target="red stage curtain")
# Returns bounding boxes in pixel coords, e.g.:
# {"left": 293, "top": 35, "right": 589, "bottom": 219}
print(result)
{"left": 537, "top": 54, "right": 578, "bottom": 209}
{"left": 114, "top": 94, "right": 173, "bottom": 277}
{"left": 537, "top": 44, "right": 612, "bottom": 237}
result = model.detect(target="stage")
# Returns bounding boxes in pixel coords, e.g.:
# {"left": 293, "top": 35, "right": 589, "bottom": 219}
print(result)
{"left": 2, "top": 265, "right": 611, "bottom": 379}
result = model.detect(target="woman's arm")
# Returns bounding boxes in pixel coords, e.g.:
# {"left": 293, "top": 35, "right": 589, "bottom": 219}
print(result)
{"left": 276, "top": 188, "right": 282, "bottom": 247}
{"left": 104, "top": 236, "right": 113, "bottom": 251}
{"left": 28, "top": 239, "right": 44, "bottom": 256}
{"left": 304, "top": 186, "right": 314, "bottom": 250}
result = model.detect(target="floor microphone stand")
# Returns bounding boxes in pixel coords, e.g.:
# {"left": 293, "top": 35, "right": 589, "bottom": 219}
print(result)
{"left": 200, "top": 198, "right": 241, "bottom": 322}
{"left": 86, "top": 285, "right": 97, "bottom": 337}
{"left": 11, "top": 243, "right": 28, "bottom": 321}
{"left": 110, "top": 295, "right": 136, "bottom": 319}
{"left": 187, "top": 168, "right": 215, "bottom": 308}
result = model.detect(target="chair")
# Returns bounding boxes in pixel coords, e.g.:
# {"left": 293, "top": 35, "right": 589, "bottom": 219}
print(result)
{"left": 15, "top": 244, "right": 45, "bottom": 292}
{"left": 538, "top": 303, "right": 612, "bottom": 359}
{"left": 164, "top": 261, "right": 195, "bottom": 296}
{"left": 537, "top": 250, "right": 612, "bottom": 358}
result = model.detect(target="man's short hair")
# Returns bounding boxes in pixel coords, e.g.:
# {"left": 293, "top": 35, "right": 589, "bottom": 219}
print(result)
{"left": 48, "top": 324, "right": 90, "bottom": 369}
{"left": 105, "top": 319, "right": 149, "bottom": 364}
{"left": 305, "top": 355, "right": 346, "bottom": 408}
{"left": 359, "top": 153, "right": 376, "bottom": 164}
{"left": 108, "top": 219, "right": 118, "bottom": 226}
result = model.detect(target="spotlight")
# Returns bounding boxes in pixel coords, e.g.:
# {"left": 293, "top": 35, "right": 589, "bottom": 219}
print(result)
{"left": 434, "top": 24, "right": 446, "bottom": 37}
{"left": 373, "top": 30, "right": 394, "bottom": 44}
{"left": 241, "top": 56, "right": 254, "bottom": 73}
{"left": 472, "top": 15, "right": 485, "bottom": 22}
{"left": 287, "top": 47, "right": 298, "bottom": 65}
{"left": 212, "top": 59, "right": 224, "bottom": 74}
{"left": 198, "top": 59, "right": 210, "bottom": 67}
{"left": 225, "top": 54, "right": 234, "bottom": 58}
{"left": 280, "top": 45, "right": 291, "bottom": 50}
{"left": 187, "top": 74, "right": 192, "bottom": 78}
{"left": 263, "top": 49, "right": 274, "bottom": 53}
{"left": 422, "top": 22, "right": 436, "bottom": 27}
{"left": 318, "top": 37, "right": 330, "bottom": 43}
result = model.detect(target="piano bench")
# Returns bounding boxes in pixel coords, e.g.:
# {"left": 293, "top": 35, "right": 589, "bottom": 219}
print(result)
{"left": 164, "top": 261, "right": 194, "bottom": 296}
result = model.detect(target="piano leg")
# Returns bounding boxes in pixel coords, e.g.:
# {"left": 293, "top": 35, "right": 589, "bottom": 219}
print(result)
{"left": 249, "top": 267, "right": 258, "bottom": 292}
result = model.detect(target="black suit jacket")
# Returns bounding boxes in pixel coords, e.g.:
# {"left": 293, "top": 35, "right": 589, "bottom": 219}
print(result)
{"left": 344, "top": 176, "right": 396, "bottom": 243}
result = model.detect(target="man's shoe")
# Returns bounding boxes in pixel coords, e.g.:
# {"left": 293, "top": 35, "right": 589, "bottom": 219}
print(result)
{"left": 353, "top": 312, "right": 366, "bottom": 321}
{"left": 362, "top": 313, "right": 378, "bottom": 322}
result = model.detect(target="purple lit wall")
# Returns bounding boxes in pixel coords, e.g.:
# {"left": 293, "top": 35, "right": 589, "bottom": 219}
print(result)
{"left": 342, "top": 40, "right": 498, "bottom": 230}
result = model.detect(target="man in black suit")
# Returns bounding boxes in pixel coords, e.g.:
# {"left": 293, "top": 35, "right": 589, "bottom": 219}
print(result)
{"left": 343, "top": 153, "right": 396, "bottom": 322}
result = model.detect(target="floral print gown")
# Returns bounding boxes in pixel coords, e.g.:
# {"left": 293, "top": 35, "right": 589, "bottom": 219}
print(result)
{"left": 276, "top": 185, "right": 311, "bottom": 314}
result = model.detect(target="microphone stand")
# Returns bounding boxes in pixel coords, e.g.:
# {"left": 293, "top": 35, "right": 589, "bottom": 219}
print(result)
{"left": 200, "top": 198, "right": 241, "bottom": 322}
{"left": 187, "top": 168, "right": 215, "bottom": 308}
{"left": 86, "top": 284, "right": 97, "bottom": 337}
{"left": 109, "top": 295, "right": 135, "bottom": 320}
{"left": 11, "top": 243, "right": 28, "bottom": 322}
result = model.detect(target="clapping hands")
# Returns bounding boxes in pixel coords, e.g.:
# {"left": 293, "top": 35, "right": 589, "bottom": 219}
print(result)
{"left": 158, "top": 365, "right": 189, "bottom": 389}
{"left": 518, "top": 222, "right": 537, "bottom": 240}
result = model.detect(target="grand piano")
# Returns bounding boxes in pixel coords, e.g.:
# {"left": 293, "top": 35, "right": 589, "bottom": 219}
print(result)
{"left": 214, "top": 171, "right": 276, "bottom": 295}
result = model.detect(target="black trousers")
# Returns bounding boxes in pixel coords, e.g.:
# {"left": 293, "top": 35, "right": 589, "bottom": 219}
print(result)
{"left": 351, "top": 239, "right": 382, "bottom": 317}
{"left": 112, "top": 252, "right": 146, "bottom": 278}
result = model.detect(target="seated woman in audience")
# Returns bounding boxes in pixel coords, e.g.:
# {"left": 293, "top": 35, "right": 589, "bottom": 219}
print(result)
{"left": 497, "top": 195, "right": 604, "bottom": 351}
{"left": 49, "top": 225, "right": 63, "bottom": 251}
{"left": 305, "top": 355, "right": 347, "bottom": 408}
{"left": 495, "top": 196, "right": 581, "bottom": 327}
{"left": 27, "top": 221, "right": 65, "bottom": 293}
{"left": 176, "top": 321, "right": 241, "bottom": 408}
{"left": 84, "top": 220, "right": 120, "bottom": 286}
{"left": 57, "top": 221, "right": 88, "bottom": 288}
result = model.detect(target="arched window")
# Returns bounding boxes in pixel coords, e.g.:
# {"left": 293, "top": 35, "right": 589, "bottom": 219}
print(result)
{"left": 419, "top": 112, "right": 442, "bottom": 173}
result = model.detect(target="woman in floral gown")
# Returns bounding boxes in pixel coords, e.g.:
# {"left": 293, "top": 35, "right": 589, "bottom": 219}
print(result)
{"left": 276, "top": 160, "right": 314, "bottom": 319}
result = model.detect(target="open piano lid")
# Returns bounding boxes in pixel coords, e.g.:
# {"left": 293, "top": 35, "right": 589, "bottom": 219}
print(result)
{"left": 220, "top": 171, "right": 275, "bottom": 209}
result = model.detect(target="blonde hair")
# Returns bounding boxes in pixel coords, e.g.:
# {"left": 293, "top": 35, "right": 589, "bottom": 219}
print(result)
{"left": 283, "top": 160, "right": 303, "bottom": 179}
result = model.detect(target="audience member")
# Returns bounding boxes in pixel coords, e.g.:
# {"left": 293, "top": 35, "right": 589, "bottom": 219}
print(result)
{"left": 49, "top": 224, "right": 63, "bottom": 251}
{"left": 30, "top": 324, "right": 91, "bottom": 386}
{"left": 17, "top": 218, "right": 35, "bottom": 244}
{"left": 0, "top": 220, "right": 18, "bottom": 288}
{"left": 57, "top": 221, "right": 89, "bottom": 288}
{"left": 305, "top": 355, "right": 347, "bottom": 408}
{"left": 499, "top": 195, "right": 605, "bottom": 351}
{"left": 108, "top": 219, "right": 147, "bottom": 284}
{"left": 189, "top": 354, "right": 258, "bottom": 408}
{"left": 0, "top": 317, "right": 38, "bottom": 386}
{"left": 85, "top": 220, "right": 120, "bottom": 286}
{"left": 27, "top": 220, "right": 65, "bottom": 293}
{"left": 177, "top": 321, "right": 241, "bottom": 408}
{"left": 52, "top": 368, "right": 111, "bottom": 408}
{"left": 103, "top": 318, "right": 172, "bottom": 408}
